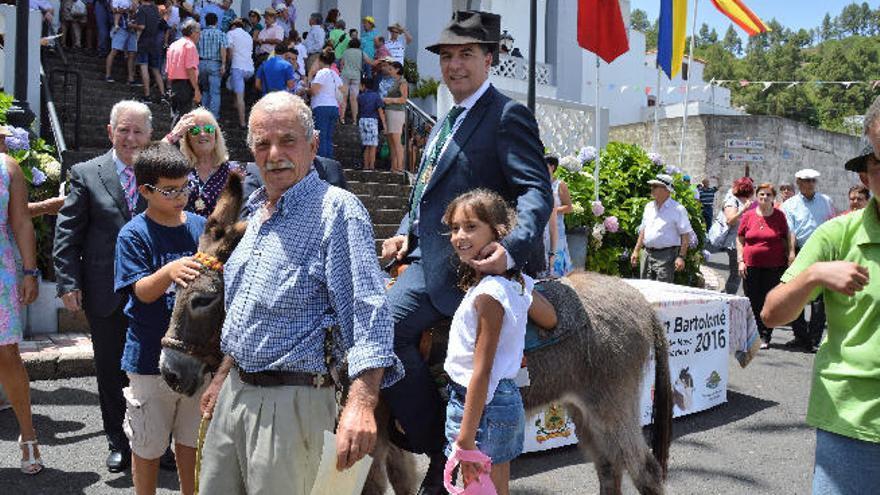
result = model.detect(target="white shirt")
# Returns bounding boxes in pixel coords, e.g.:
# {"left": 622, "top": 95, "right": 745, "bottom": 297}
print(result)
{"left": 311, "top": 68, "right": 342, "bottom": 108}
{"left": 304, "top": 24, "right": 325, "bottom": 54}
{"left": 295, "top": 42, "right": 307, "bottom": 76}
{"left": 445, "top": 275, "right": 533, "bottom": 404}
{"left": 639, "top": 197, "right": 694, "bottom": 249}
{"left": 226, "top": 27, "right": 254, "bottom": 72}
{"left": 386, "top": 36, "right": 406, "bottom": 64}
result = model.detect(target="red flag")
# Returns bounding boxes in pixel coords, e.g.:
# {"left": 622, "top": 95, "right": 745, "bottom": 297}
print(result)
{"left": 577, "top": 0, "right": 630, "bottom": 63}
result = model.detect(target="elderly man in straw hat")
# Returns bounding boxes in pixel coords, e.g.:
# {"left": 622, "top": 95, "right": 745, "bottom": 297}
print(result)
{"left": 197, "top": 91, "right": 402, "bottom": 495}
{"left": 781, "top": 167, "right": 836, "bottom": 352}
{"left": 762, "top": 94, "right": 880, "bottom": 495}
{"left": 380, "top": 11, "right": 551, "bottom": 494}
{"left": 630, "top": 173, "right": 694, "bottom": 283}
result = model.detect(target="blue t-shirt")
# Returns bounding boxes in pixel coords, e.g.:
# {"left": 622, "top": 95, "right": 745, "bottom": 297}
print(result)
{"left": 357, "top": 90, "right": 384, "bottom": 120}
{"left": 256, "top": 56, "right": 296, "bottom": 94}
{"left": 114, "top": 212, "right": 207, "bottom": 374}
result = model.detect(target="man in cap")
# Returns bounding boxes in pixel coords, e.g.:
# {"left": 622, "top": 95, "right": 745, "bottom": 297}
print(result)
{"left": 630, "top": 174, "right": 694, "bottom": 283}
{"left": 385, "top": 22, "right": 411, "bottom": 64}
{"left": 781, "top": 167, "right": 836, "bottom": 352}
{"left": 273, "top": 2, "right": 290, "bottom": 37}
{"left": 762, "top": 95, "right": 880, "bottom": 495}
{"left": 380, "top": 11, "right": 551, "bottom": 494}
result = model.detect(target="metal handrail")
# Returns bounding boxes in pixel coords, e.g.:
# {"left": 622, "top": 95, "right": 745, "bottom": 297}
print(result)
{"left": 47, "top": 68, "right": 82, "bottom": 153}
{"left": 403, "top": 99, "right": 437, "bottom": 173}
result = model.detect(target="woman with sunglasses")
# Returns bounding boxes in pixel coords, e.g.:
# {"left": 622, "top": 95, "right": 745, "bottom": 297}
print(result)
{"left": 163, "top": 108, "right": 242, "bottom": 217}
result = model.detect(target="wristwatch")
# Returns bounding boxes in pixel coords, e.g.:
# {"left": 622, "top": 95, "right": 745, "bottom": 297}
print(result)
{"left": 22, "top": 268, "right": 41, "bottom": 278}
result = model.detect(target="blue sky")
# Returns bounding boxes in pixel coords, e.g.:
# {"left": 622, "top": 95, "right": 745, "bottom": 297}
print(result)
{"left": 631, "top": 0, "right": 880, "bottom": 36}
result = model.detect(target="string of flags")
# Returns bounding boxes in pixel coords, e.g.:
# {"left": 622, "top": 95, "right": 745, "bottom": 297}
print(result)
{"left": 583, "top": 79, "right": 880, "bottom": 96}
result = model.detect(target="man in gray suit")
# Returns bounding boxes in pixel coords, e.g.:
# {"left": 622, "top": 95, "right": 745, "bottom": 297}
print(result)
{"left": 53, "top": 100, "right": 152, "bottom": 473}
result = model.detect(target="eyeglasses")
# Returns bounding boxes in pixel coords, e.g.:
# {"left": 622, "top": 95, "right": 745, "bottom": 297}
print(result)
{"left": 189, "top": 124, "right": 216, "bottom": 136}
{"left": 145, "top": 184, "right": 193, "bottom": 199}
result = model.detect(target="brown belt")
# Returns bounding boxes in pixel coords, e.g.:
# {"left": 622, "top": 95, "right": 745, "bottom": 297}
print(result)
{"left": 237, "top": 367, "right": 334, "bottom": 388}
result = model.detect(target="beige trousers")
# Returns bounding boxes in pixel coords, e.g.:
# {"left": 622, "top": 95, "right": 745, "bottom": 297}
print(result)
{"left": 198, "top": 368, "right": 337, "bottom": 495}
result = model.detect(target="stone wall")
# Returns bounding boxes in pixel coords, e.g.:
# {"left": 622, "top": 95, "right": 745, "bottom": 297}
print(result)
{"left": 610, "top": 115, "right": 864, "bottom": 209}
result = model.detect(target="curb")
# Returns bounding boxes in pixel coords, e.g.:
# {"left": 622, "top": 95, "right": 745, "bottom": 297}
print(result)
{"left": 20, "top": 333, "right": 95, "bottom": 381}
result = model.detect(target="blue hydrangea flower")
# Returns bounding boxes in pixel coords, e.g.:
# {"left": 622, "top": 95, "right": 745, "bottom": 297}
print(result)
{"left": 578, "top": 146, "right": 597, "bottom": 164}
{"left": 31, "top": 167, "right": 47, "bottom": 186}
{"left": 5, "top": 127, "right": 30, "bottom": 152}
{"left": 648, "top": 152, "right": 665, "bottom": 167}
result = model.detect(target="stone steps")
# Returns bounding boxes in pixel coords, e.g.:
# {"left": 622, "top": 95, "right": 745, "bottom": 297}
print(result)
{"left": 45, "top": 49, "right": 412, "bottom": 256}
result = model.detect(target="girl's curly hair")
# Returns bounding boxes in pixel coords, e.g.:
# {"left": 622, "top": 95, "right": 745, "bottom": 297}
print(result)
{"left": 442, "top": 189, "right": 524, "bottom": 292}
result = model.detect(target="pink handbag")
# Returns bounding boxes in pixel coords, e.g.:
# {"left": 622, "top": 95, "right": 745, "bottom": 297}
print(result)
{"left": 443, "top": 447, "right": 497, "bottom": 495}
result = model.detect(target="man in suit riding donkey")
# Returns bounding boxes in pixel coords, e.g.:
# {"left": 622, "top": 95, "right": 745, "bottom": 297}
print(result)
{"left": 53, "top": 101, "right": 153, "bottom": 474}
{"left": 379, "top": 11, "right": 553, "bottom": 494}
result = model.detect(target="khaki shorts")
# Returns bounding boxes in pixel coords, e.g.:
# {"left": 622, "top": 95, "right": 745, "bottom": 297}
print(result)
{"left": 123, "top": 373, "right": 208, "bottom": 459}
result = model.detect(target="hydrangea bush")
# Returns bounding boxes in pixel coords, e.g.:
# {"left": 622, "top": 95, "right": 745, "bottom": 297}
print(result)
{"left": 554, "top": 143, "right": 706, "bottom": 285}
{"left": 1, "top": 93, "right": 63, "bottom": 278}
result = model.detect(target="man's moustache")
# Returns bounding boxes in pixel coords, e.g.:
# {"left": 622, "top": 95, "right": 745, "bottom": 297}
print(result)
{"left": 265, "top": 159, "right": 296, "bottom": 171}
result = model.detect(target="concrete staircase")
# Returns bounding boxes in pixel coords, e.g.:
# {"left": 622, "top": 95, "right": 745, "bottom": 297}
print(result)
{"left": 43, "top": 48, "right": 411, "bottom": 254}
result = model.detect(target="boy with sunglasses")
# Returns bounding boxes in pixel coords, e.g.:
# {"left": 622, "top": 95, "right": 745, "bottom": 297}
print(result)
{"left": 113, "top": 142, "right": 208, "bottom": 495}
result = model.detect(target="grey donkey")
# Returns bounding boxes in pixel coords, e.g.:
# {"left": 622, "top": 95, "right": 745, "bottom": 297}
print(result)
{"left": 159, "top": 175, "right": 673, "bottom": 495}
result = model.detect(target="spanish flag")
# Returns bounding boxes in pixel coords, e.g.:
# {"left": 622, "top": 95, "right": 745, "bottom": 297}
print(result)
{"left": 577, "top": 0, "right": 630, "bottom": 63}
{"left": 710, "top": 0, "right": 770, "bottom": 36}
{"left": 657, "top": 0, "right": 688, "bottom": 79}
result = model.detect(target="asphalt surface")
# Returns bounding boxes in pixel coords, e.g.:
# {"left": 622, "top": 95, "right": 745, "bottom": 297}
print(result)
{"left": 0, "top": 253, "right": 820, "bottom": 494}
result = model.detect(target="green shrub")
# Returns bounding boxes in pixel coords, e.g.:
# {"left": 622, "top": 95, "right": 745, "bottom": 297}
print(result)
{"left": 411, "top": 78, "right": 440, "bottom": 99}
{"left": 1, "top": 92, "right": 62, "bottom": 278}
{"left": 554, "top": 142, "right": 706, "bottom": 285}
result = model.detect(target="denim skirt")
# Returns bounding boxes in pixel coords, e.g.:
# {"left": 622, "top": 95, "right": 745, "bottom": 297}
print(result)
{"left": 444, "top": 378, "right": 525, "bottom": 464}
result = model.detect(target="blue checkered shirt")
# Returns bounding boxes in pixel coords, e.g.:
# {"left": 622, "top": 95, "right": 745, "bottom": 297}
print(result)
{"left": 221, "top": 170, "right": 403, "bottom": 387}
{"left": 197, "top": 26, "right": 228, "bottom": 61}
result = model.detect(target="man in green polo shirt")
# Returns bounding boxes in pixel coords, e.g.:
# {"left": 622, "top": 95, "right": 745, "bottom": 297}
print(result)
{"left": 762, "top": 96, "right": 880, "bottom": 494}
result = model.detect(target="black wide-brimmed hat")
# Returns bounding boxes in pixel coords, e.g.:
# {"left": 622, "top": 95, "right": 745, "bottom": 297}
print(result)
{"left": 426, "top": 11, "right": 501, "bottom": 56}
{"left": 844, "top": 143, "right": 877, "bottom": 172}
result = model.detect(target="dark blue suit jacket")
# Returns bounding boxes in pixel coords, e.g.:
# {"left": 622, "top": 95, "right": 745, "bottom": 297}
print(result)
{"left": 240, "top": 156, "right": 347, "bottom": 218}
{"left": 398, "top": 85, "right": 552, "bottom": 315}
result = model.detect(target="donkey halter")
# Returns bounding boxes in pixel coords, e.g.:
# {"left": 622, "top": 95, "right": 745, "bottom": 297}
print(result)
{"left": 160, "top": 251, "right": 225, "bottom": 369}
{"left": 193, "top": 252, "right": 224, "bottom": 273}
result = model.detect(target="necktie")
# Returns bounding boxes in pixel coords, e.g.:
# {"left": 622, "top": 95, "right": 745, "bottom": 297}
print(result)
{"left": 408, "top": 105, "right": 466, "bottom": 226}
{"left": 122, "top": 166, "right": 137, "bottom": 213}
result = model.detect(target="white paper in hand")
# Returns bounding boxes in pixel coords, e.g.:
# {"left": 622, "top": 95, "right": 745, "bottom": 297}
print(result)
{"left": 308, "top": 430, "right": 374, "bottom": 495}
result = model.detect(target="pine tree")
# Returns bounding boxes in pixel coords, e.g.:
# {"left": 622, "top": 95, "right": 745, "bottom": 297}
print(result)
{"left": 722, "top": 25, "right": 742, "bottom": 55}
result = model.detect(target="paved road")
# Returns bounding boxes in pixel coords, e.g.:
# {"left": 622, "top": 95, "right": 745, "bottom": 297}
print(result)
{"left": 0, "top": 340, "right": 818, "bottom": 494}
{"left": 0, "top": 254, "right": 821, "bottom": 494}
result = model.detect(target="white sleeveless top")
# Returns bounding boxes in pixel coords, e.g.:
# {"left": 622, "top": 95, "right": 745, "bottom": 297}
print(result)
{"left": 444, "top": 274, "right": 534, "bottom": 404}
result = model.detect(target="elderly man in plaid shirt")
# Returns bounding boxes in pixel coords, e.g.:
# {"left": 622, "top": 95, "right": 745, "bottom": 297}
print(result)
{"left": 196, "top": 12, "right": 228, "bottom": 119}
{"left": 197, "top": 92, "right": 403, "bottom": 494}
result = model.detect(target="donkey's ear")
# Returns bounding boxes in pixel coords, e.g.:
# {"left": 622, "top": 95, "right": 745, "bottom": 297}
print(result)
{"left": 207, "top": 173, "right": 244, "bottom": 229}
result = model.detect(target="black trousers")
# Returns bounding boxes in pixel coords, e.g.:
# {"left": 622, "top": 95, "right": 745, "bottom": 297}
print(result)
{"left": 169, "top": 79, "right": 195, "bottom": 124}
{"left": 742, "top": 265, "right": 786, "bottom": 342}
{"left": 85, "top": 303, "right": 130, "bottom": 453}
{"left": 381, "top": 261, "right": 449, "bottom": 455}
{"left": 792, "top": 295, "right": 826, "bottom": 345}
